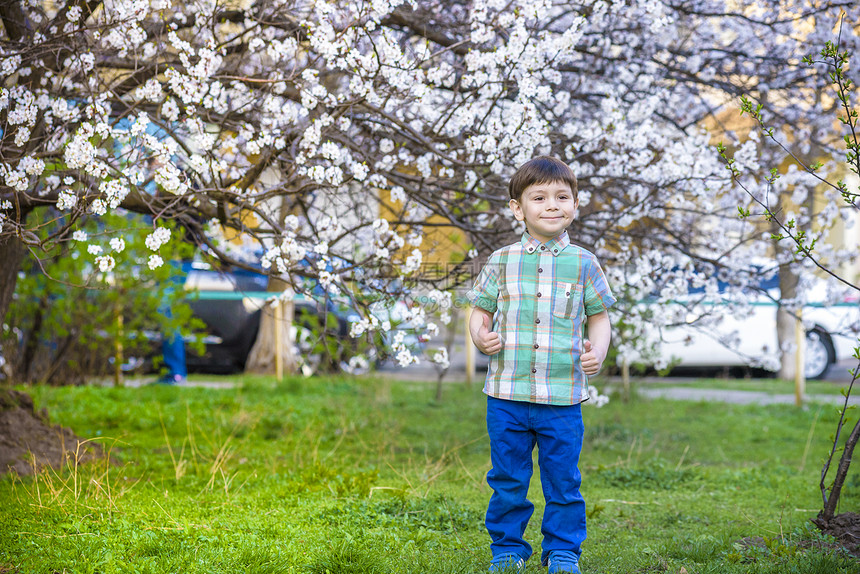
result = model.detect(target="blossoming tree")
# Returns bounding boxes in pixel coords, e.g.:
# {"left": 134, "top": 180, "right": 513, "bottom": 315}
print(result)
{"left": 1, "top": 0, "right": 858, "bottom": 373}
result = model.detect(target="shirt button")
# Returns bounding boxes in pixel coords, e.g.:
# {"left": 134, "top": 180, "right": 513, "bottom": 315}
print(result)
{"left": 538, "top": 267, "right": 543, "bottom": 273}
{"left": 535, "top": 318, "right": 540, "bottom": 324}
{"left": 531, "top": 368, "right": 537, "bottom": 373}
{"left": 540, "top": 245, "right": 546, "bottom": 250}
{"left": 537, "top": 292, "right": 542, "bottom": 297}
{"left": 553, "top": 249, "right": 558, "bottom": 253}
{"left": 534, "top": 343, "right": 539, "bottom": 349}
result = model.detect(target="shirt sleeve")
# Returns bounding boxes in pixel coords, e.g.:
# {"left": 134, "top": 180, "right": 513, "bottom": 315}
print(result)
{"left": 583, "top": 256, "right": 616, "bottom": 316}
{"left": 465, "top": 255, "right": 499, "bottom": 313}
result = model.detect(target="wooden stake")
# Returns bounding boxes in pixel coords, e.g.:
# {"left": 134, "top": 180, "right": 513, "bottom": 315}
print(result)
{"left": 622, "top": 358, "right": 630, "bottom": 402}
{"left": 465, "top": 306, "right": 475, "bottom": 385}
{"left": 114, "top": 301, "right": 124, "bottom": 388}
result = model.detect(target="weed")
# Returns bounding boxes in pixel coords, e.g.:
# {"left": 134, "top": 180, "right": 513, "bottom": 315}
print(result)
{"left": 12, "top": 436, "right": 134, "bottom": 515}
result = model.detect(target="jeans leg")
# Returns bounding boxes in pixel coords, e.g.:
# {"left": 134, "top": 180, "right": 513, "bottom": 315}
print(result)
{"left": 485, "top": 397, "right": 535, "bottom": 561}
{"left": 535, "top": 403, "right": 586, "bottom": 565}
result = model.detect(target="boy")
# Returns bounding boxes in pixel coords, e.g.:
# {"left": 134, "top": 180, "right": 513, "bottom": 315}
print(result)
{"left": 467, "top": 156, "right": 615, "bottom": 574}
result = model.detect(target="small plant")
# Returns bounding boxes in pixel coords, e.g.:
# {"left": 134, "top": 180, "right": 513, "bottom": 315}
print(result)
{"left": 13, "top": 436, "right": 131, "bottom": 513}
{"left": 3, "top": 210, "right": 203, "bottom": 385}
{"left": 724, "top": 525, "right": 854, "bottom": 572}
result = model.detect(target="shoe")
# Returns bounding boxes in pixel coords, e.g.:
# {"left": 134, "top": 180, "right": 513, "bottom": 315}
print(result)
{"left": 488, "top": 552, "right": 525, "bottom": 573}
{"left": 547, "top": 550, "right": 580, "bottom": 574}
{"left": 156, "top": 374, "right": 187, "bottom": 385}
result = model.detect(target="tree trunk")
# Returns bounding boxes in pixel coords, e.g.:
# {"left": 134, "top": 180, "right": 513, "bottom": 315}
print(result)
{"left": 245, "top": 277, "right": 296, "bottom": 375}
{"left": 0, "top": 1, "right": 30, "bottom": 42}
{"left": 0, "top": 232, "right": 27, "bottom": 328}
{"left": 816, "top": 417, "right": 860, "bottom": 526}
{"left": 776, "top": 257, "right": 800, "bottom": 380}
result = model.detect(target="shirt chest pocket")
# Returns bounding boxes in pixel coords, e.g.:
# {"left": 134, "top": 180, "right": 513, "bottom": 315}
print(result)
{"left": 552, "top": 282, "right": 583, "bottom": 320}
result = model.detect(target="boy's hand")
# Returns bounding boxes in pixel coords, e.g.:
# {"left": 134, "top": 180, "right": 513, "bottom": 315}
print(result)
{"left": 581, "top": 339, "right": 605, "bottom": 375}
{"left": 474, "top": 313, "right": 502, "bottom": 355}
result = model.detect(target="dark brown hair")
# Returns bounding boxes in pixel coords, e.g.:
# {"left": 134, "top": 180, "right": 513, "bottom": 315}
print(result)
{"left": 508, "top": 156, "right": 578, "bottom": 201}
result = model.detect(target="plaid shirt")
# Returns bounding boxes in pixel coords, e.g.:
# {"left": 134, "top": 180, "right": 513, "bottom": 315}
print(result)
{"left": 466, "top": 231, "right": 616, "bottom": 405}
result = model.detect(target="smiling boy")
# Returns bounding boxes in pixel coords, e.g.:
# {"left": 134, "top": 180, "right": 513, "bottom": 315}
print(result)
{"left": 467, "top": 156, "right": 616, "bottom": 574}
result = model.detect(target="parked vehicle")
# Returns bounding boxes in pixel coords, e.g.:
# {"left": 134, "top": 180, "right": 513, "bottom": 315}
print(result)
{"left": 181, "top": 262, "right": 268, "bottom": 373}
{"left": 649, "top": 274, "right": 859, "bottom": 379}
{"left": 178, "top": 263, "right": 424, "bottom": 375}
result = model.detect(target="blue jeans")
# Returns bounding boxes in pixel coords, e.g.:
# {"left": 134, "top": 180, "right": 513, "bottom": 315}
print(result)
{"left": 161, "top": 332, "right": 187, "bottom": 379}
{"left": 485, "top": 396, "right": 586, "bottom": 565}
{"left": 159, "top": 264, "right": 187, "bottom": 380}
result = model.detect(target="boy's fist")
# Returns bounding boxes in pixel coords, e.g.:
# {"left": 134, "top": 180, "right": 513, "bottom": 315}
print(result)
{"left": 474, "top": 313, "right": 502, "bottom": 355}
{"left": 581, "top": 339, "right": 604, "bottom": 375}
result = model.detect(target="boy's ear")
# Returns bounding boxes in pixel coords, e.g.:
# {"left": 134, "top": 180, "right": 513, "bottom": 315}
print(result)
{"left": 509, "top": 198, "right": 524, "bottom": 222}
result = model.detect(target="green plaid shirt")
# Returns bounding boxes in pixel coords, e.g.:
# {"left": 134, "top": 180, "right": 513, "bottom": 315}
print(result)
{"left": 466, "top": 231, "right": 616, "bottom": 405}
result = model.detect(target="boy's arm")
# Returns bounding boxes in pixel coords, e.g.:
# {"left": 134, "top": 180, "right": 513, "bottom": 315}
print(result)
{"left": 469, "top": 307, "right": 502, "bottom": 355}
{"left": 581, "top": 310, "right": 611, "bottom": 375}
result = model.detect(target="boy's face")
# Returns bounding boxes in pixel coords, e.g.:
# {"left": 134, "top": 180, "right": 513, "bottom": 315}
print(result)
{"left": 509, "top": 180, "right": 578, "bottom": 244}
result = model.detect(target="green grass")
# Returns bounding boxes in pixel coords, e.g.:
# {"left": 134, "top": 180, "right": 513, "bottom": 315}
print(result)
{"left": 623, "top": 376, "right": 853, "bottom": 396}
{"left": 1, "top": 375, "right": 857, "bottom": 573}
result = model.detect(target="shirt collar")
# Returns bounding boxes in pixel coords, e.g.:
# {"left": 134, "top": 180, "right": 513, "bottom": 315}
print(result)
{"left": 520, "top": 231, "right": 570, "bottom": 256}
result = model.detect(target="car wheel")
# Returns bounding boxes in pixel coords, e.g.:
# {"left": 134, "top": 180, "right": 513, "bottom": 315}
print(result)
{"left": 805, "top": 328, "right": 835, "bottom": 380}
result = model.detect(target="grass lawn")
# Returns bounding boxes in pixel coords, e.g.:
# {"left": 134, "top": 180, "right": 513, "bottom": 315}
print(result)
{"left": 619, "top": 376, "right": 854, "bottom": 396}
{"left": 1, "top": 375, "right": 857, "bottom": 573}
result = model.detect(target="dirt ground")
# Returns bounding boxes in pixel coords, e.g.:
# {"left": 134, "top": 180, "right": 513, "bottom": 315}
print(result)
{"left": 816, "top": 512, "right": 860, "bottom": 557}
{"left": 0, "top": 389, "right": 102, "bottom": 476}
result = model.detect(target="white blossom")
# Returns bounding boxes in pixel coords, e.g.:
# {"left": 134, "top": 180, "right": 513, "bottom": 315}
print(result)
{"left": 18, "top": 157, "right": 45, "bottom": 176}
{"left": 66, "top": 6, "right": 82, "bottom": 22}
{"left": 95, "top": 255, "right": 116, "bottom": 273}
{"left": 2, "top": 0, "right": 858, "bottom": 377}
{"left": 99, "top": 180, "right": 129, "bottom": 208}
{"left": 56, "top": 191, "right": 78, "bottom": 211}
{"left": 145, "top": 227, "right": 171, "bottom": 251}
{"left": 89, "top": 198, "right": 107, "bottom": 215}
{"left": 161, "top": 98, "right": 179, "bottom": 121}
{"left": 432, "top": 347, "right": 450, "bottom": 370}
{"left": 402, "top": 248, "right": 422, "bottom": 275}
{"left": 3, "top": 168, "right": 28, "bottom": 192}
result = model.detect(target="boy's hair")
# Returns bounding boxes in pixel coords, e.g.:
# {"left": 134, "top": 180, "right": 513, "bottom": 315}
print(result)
{"left": 508, "top": 156, "right": 578, "bottom": 201}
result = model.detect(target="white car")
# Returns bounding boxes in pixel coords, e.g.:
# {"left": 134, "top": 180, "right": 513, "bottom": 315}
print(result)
{"left": 651, "top": 278, "right": 859, "bottom": 379}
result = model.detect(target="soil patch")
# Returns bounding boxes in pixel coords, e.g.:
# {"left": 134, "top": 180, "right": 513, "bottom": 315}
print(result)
{"left": 817, "top": 512, "right": 860, "bottom": 557}
{"left": 0, "top": 389, "right": 104, "bottom": 475}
